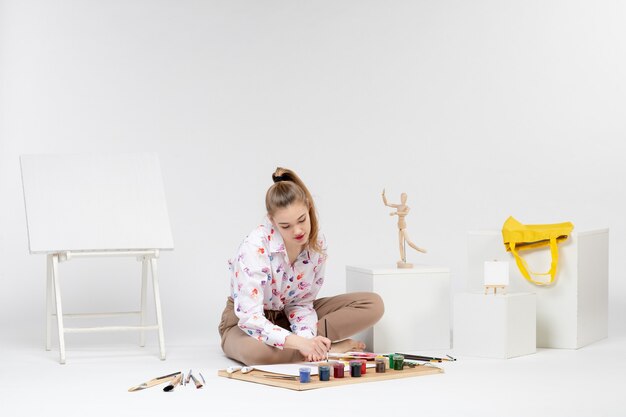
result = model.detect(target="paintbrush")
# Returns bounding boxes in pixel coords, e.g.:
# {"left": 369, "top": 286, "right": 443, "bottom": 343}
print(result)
{"left": 128, "top": 372, "right": 181, "bottom": 392}
{"left": 258, "top": 374, "right": 299, "bottom": 381}
{"left": 163, "top": 373, "right": 183, "bottom": 392}
{"left": 396, "top": 353, "right": 457, "bottom": 362}
{"left": 325, "top": 319, "right": 329, "bottom": 362}
{"left": 324, "top": 318, "right": 329, "bottom": 339}
{"left": 189, "top": 373, "right": 203, "bottom": 389}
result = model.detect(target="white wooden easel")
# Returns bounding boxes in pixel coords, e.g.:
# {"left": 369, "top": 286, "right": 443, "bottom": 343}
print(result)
{"left": 21, "top": 153, "right": 174, "bottom": 364}
{"left": 484, "top": 284, "right": 507, "bottom": 295}
{"left": 46, "top": 250, "right": 165, "bottom": 364}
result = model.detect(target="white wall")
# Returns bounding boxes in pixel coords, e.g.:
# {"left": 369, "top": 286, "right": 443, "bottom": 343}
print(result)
{"left": 1, "top": 0, "right": 624, "bottom": 347}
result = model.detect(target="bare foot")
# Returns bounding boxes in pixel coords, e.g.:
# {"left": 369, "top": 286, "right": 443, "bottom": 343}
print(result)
{"left": 329, "top": 339, "right": 366, "bottom": 353}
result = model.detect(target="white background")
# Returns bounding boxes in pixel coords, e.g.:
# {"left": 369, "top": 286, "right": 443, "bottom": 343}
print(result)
{"left": 1, "top": 0, "right": 625, "bottom": 351}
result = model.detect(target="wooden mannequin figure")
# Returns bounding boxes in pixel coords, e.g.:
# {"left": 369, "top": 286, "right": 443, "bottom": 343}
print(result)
{"left": 382, "top": 189, "right": 427, "bottom": 268}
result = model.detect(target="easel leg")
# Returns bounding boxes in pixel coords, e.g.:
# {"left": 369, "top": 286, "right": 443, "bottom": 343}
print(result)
{"left": 150, "top": 257, "right": 166, "bottom": 360}
{"left": 140, "top": 258, "right": 148, "bottom": 347}
{"left": 46, "top": 255, "right": 53, "bottom": 351}
{"left": 51, "top": 254, "right": 66, "bottom": 364}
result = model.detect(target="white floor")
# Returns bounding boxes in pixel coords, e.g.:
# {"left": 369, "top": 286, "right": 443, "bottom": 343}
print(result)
{"left": 2, "top": 336, "right": 625, "bottom": 417}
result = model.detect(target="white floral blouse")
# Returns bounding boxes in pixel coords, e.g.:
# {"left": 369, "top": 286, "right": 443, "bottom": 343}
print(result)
{"left": 228, "top": 217, "right": 327, "bottom": 349}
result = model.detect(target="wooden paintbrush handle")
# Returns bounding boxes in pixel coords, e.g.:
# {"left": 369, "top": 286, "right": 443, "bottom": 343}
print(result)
{"left": 128, "top": 371, "right": 182, "bottom": 392}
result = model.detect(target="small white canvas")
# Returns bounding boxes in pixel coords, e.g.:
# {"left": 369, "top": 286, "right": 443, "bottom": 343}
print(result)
{"left": 20, "top": 153, "right": 174, "bottom": 253}
{"left": 484, "top": 261, "right": 509, "bottom": 286}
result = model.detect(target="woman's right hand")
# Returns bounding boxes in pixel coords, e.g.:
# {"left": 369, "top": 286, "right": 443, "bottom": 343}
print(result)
{"left": 285, "top": 334, "right": 331, "bottom": 362}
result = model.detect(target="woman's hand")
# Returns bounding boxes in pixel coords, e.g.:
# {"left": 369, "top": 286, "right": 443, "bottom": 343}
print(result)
{"left": 300, "top": 336, "right": 332, "bottom": 362}
{"left": 285, "top": 334, "right": 331, "bottom": 362}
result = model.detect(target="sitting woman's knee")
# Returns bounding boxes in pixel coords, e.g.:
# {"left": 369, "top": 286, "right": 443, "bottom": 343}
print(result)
{"left": 369, "top": 292, "right": 385, "bottom": 320}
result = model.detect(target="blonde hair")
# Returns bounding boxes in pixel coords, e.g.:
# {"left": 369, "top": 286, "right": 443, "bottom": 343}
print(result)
{"left": 266, "top": 167, "right": 322, "bottom": 254}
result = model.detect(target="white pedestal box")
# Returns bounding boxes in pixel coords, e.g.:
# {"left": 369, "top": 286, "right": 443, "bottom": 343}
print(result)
{"left": 467, "top": 229, "right": 609, "bottom": 349}
{"left": 453, "top": 292, "right": 536, "bottom": 359}
{"left": 346, "top": 265, "right": 450, "bottom": 352}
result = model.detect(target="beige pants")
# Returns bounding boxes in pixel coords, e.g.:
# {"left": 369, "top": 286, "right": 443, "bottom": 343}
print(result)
{"left": 218, "top": 292, "right": 384, "bottom": 365}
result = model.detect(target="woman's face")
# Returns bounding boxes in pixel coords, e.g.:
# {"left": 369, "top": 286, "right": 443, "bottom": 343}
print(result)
{"left": 271, "top": 202, "right": 311, "bottom": 249}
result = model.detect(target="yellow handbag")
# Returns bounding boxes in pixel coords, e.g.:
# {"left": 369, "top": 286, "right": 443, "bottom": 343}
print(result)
{"left": 502, "top": 216, "right": 574, "bottom": 286}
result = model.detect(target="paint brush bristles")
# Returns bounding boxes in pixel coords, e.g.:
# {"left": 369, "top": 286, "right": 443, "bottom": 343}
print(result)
{"left": 163, "top": 373, "right": 182, "bottom": 392}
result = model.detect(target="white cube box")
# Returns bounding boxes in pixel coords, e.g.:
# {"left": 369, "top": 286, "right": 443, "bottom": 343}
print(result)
{"left": 468, "top": 229, "right": 609, "bottom": 349}
{"left": 453, "top": 292, "right": 536, "bottom": 359}
{"left": 346, "top": 265, "right": 450, "bottom": 352}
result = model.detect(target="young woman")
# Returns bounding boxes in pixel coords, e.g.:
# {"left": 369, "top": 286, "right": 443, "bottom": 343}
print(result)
{"left": 218, "top": 167, "right": 384, "bottom": 365}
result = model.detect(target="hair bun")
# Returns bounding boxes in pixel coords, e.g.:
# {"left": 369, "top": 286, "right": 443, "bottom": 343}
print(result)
{"left": 272, "top": 174, "right": 288, "bottom": 183}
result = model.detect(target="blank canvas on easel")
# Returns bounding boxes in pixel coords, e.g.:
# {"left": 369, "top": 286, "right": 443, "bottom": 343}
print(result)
{"left": 20, "top": 152, "right": 174, "bottom": 253}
